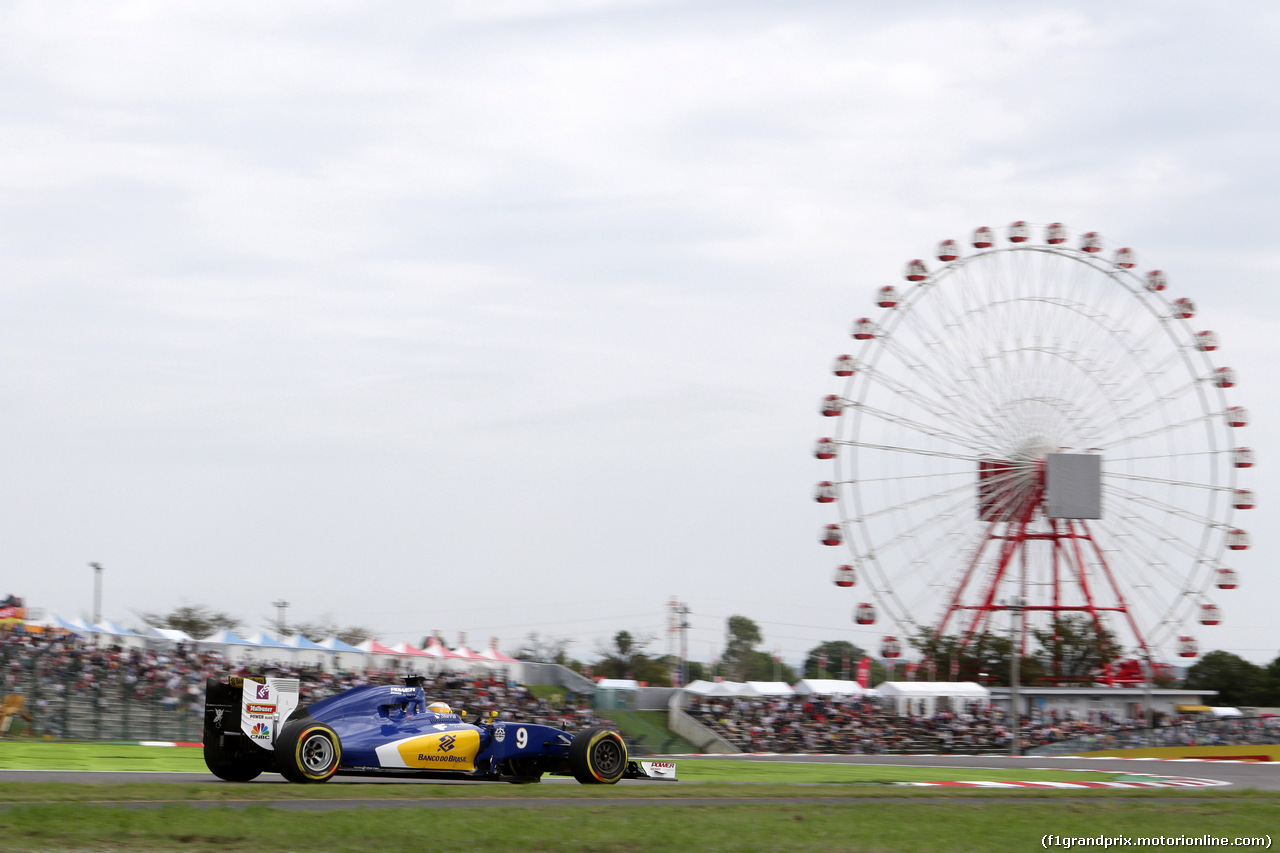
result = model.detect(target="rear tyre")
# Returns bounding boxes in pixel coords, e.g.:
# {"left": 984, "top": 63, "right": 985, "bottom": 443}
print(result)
{"left": 567, "top": 726, "right": 627, "bottom": 784}
{"left": 275, "top": 719, "right": 341, "bottom": 783}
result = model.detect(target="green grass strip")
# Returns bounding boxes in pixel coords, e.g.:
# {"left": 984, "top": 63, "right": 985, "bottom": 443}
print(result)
{"left": 0, "top": 799, "right": 1275, "bottom": 852}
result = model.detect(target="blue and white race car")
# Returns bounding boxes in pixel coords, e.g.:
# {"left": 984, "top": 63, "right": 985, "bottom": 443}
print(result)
{"left": 202, "top": 676, "right": 676, "bottom": 785}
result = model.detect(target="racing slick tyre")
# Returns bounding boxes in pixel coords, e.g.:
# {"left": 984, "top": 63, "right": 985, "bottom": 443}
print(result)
{"left": 275, "top": 718, "right": 342, "bottom": 784}
{"left": 567, "top": 726, "right": 628, "bottom": 784}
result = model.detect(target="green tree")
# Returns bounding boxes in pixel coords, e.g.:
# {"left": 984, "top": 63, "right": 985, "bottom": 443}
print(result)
{"left": 1031, "top": 615, "right": 1121, "bottom": 683}
{"left": 722, "top": 615, "right": 762, "bottom": 681}
{"left": 802, "top": 640, "right": 864, "bottom": 679}
{"left": 802, "top": 640, "right": 889, "bottom": 685}
{"left": 140, "top": 605, "right": 238, "bottom": 638}
{"left": 288, "top": 616, "right": 369, "bottom": 645}
{"left": 907, "top": 628, "right": 1042, "bottom": 686}
{"left": 1183, "top": 650, "right": 1267, "bottom": 707}
{"left": 1262, "top": 654, "right": 1280, "bottom": 706}
{"left": 593, "top": 631, "right": 656, "bottom": 680}
{"left": 514, "top": 631, "right": 575, "bottom": 666}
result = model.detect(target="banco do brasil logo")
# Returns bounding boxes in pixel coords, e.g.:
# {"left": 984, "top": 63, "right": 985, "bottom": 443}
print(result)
{"left": 439, "top": 735, "right": 456, "bottom": 752}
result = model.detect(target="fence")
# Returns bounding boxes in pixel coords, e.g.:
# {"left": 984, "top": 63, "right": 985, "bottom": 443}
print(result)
{"left": 1, "top": 640, "right": 205, "bottom": 742}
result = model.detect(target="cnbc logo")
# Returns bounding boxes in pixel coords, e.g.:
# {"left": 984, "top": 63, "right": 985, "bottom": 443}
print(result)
{"left": 439, "top": 735, "right": 456, "bottom": 752}
{"left": 251, "top": 722, "right": 270, "bottom": 737}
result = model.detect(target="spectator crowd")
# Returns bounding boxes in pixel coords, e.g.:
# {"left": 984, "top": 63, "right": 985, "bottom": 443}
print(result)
{"left": 687, "top": 693, "right": 1280, "bottom": 755}
{"left": 0, "top": 629, "right": 601, "bottom": 738}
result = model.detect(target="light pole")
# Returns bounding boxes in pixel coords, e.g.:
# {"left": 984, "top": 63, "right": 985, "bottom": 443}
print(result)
{"left": 272, "top": 599, "right": 289, "bottom": 636}
{"left": 89, "top": 562, "right": 103, "bottom": 625}
{"left": 1007, "top": 595, "right": 1027, "bottom": 756}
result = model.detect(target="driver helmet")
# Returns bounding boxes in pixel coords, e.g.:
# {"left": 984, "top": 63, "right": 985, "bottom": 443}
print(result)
{"left": 427, "top": 701, "right": 452, "bottom": 715}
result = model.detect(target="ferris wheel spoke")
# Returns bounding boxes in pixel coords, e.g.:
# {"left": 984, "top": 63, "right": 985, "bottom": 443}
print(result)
{"left": 868, "top": 332, "right": 996, "bottom": 434}
{"left": 1105, "top": 483, "right": 1228, "bottom": 533}
{"left": 851, "top": 402, "right": 990, "bottom": 454}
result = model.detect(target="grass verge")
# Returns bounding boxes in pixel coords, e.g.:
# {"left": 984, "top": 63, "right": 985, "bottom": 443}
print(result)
{"left": 0, "top": 799, "right": 1275, "bottom": 853}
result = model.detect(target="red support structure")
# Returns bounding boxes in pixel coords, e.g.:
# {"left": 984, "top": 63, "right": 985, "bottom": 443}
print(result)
{"left": 932, "top": 457, "right": 1154, "bottom": 685}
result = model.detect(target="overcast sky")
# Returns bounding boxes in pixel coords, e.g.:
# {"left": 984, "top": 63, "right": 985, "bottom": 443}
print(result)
{"left": 3, "top": 1, "right": 1277, "bottom": 667}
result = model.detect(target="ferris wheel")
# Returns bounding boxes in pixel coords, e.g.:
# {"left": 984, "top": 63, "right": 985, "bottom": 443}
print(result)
{"left": 814, "top": 222, "right": 1251, "bottom": 679}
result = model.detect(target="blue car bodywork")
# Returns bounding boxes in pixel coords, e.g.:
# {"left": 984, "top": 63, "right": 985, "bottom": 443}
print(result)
{"left": 203, "top": 676, "right": 676, "bottom": 785}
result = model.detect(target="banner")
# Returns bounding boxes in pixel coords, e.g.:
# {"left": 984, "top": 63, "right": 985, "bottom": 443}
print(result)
{"left": 855, "top": 656, "right": 872, "bottom": 688}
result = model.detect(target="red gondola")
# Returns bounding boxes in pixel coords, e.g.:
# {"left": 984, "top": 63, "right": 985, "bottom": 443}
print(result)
{"left": 1081, "top": 231, "right": 1103, "bottom": 253}
{"left": 877, "top": 286, "right": 900, "bottom": 307}
{"left": 1199, "top": 603, "right": 1221, "bottom": 626}
{"left": 851, "top": 318, "right": 878, "bottom": 340}
{"left": 1114, "top": 247, "right": 1136, "bottom": 269}
{"left": 1214, "top": 367, "right": 1236, "bottom": 388}
{"left": 854, "top": 602, "right": 876, "bottom": 625}
{"left": 1216, "top": 568, "right": 1238, "bottom": 590}
{"left": 1172, "top": 297, "right": 1196, "bottom": 319}
{"left": 814, "top": 481, "right": 837, "bottom": 503}
{"left": 972, "top": 226, "right": 994, "bottom": 248}
{"left": 1145, "top": 270, "right": 1167, "bottom": 291}
{"left": 1226, "top": 529, "right": 1250, "bottom": 550}
{"left": 880, "top": 635, "right": 902, "bottom": 658}
{"left": 821, "top": 524, "right": 843, "bottom": 546}
{"left": 813, "top": 437, "right": 837, "bottom": 460}
{"left": 820, "top": 395, "right": 844, "bottom": 417}
{"left": 1232, "top": 446, "right": 1253, "bottom": 467}
{"left": 1177, "top": 636, "right": 1198, "bottom": 658}
{"left": 1046, "top": 222, "right": 1067, "bottom": 244}
{"left": 832, "top": 354, "right": 856, "bottom": 376}
{"left": 1195, "top": 330, "right": 1219, "bottom": 351}
{"left": 833, "top": 565, "right": 856, "bottom": 588}
{"left": 1226, "top": 407, "right": 1249, "bottom": 428}
{"left": 904, "top": 260, "right": 927, "bottom": 282}
{"left": 1233, "top": 489, "right": 1254, "bottom": 510}
{"left": 1008, "top": 221, "right": 1029, "bottom": 243}
{"left": 937, "top": 239, "right": 959, "bottom": 261}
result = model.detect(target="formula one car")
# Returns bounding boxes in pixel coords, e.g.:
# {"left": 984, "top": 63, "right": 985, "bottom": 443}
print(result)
{"left": 202, "top": 676, "right": 676, "bottom": 784}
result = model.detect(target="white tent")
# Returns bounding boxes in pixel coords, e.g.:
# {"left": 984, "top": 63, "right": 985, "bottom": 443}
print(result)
{"left": 681, "top": 679, "right": 717, "bottom": 695}
{"left": 317, "top": 636, "right": 367, "bottom": 672}
{"left": 876, "top": 681, "right": 990, "bottom": 716}
{"left": 741, "top": 681, "right": 794, "bottom": 696}
{"left": 387, "top": 641, "right": 435, "bottom": 673}
{"left": 357, "top": 638, "right": 401, "bottom": 670}
{"left": 144, "top": 626, "right": 195, "bottom": 648}
{"left": 704, "top": 681, "right": 747, "bottom": 697}
{"left": 94, "top": 619, "right": 146, "bottom": 649}
{"left": 793, "top": 679, "right": 868, "bottom": 696}
{"left": 198, "top": 629, "right": 257, "bottom": 662}
{"left": 242, "top": 631, "right": 297, "bottom": 664}
{"left": 281, "top": 634, "right": 332, "bottom": 669}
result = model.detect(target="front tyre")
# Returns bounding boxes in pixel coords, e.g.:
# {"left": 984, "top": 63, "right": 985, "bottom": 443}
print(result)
{"left": 275, "top": 719, "right": 341, "bottom": 783}
{"left": 567, "top": 726, "right": 627, "bottom": 784}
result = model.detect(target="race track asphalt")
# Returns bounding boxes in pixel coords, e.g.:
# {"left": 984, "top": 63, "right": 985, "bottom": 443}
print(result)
{"left": 2, "top": 753, "right": 1278, "bottom": 792}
